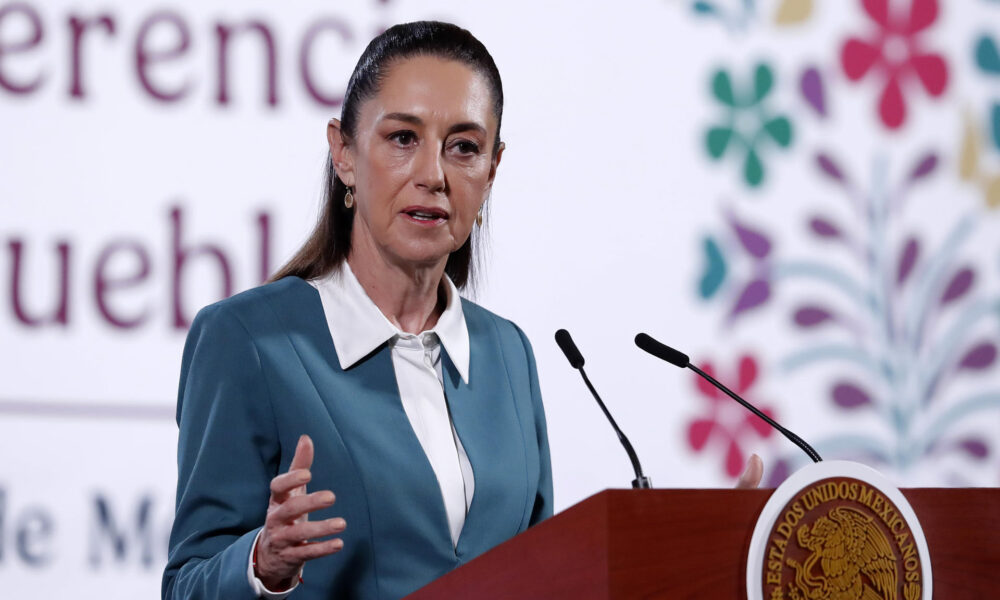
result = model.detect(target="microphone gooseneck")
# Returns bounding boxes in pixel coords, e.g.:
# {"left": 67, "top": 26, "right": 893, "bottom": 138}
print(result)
{"left": 634, "top": 332, "right": 822, "bottom": 464}
{"left": 555, "top": 329, "right": 652, "bottom": 489}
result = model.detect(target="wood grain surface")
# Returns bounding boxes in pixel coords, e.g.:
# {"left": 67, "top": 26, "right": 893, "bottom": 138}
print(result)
{"left": 407, "top": 488, "right": 999, "bottom": 599}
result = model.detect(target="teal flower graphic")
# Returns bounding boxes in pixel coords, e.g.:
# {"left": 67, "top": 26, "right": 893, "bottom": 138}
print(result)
{"left": 705, "top": 63, "right": 794, "bottom": 187}
{"left": 974, "top": 34, "right": 1000, "bottom": 151}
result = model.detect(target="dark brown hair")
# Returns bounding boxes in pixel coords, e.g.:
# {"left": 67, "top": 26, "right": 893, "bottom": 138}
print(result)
{"left": 270, "top": 21, "right": 504, "bottom": 289}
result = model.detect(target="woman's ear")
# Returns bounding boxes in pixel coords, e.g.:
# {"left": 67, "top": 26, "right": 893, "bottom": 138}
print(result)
{"left": 487, "top": 141, "right": 505, "bottom": 188}
{"left": 327, "top": 118, "right": 356, "bottom": 187}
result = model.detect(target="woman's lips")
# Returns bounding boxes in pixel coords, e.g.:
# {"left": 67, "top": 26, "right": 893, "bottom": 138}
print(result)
{"left": 401, "top": 206, "right": 448, "bottom": 226}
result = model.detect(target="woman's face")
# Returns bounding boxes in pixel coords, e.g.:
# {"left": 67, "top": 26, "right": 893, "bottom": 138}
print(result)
{"left": 330, "top": 55, "right": 503, "bottom": 270}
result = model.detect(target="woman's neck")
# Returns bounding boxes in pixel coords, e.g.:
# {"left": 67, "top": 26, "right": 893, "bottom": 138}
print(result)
{"left": 347, "top": 234, "right": 447, "bottom": 335}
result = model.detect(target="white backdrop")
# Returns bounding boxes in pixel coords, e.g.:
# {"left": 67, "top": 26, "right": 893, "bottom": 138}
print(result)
{"left": 2, "top": 0, "right": 999, "bottom": 597}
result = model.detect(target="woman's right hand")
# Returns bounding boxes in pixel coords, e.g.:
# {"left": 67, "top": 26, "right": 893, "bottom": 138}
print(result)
{"left": 254, "top": 434, "right": 347, "bottom": 591}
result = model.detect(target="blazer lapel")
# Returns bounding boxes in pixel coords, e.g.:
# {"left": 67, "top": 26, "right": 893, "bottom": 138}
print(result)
{"left": 444, "top": 317, "right": 530, "bottom": 559}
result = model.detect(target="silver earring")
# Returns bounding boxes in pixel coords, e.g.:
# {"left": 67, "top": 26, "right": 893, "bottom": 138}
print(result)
{"left": 344, "top": 187, "right": 354, "bottom": 209}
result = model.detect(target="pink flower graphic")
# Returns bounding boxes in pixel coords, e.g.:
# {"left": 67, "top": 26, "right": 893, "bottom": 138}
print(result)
{"left": 840, "top": 0, "right": 948, "bottom": 129}
{"left": 686, "top": 354, "right": 777, "bottom": 477}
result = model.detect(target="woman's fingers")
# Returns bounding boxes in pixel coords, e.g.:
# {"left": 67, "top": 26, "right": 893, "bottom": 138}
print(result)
{"left": 289, "top": 434, "right": 314, "bottom": 472}
{"left": 267, "top": 516, "right": 346, "bottom": 552}
{"left": 735, "top": 453, "right": 764, "bottom": 489}
{"left": 284, "top": 538, "right": 345, "bottom": 562}
{"left": 284, "top": 517, "right": 347, "bottom": 543}
{"left": 270, "top": 469, "right": 311, "bottom": 499}
{"left": 267, "top": 491, "right": 336, "bottom": 527}
{"left": 268, "top": 435, "right": 316, "bottom": 503}
{"left": 255, "top": 435, "right": 346, "bottom": 585}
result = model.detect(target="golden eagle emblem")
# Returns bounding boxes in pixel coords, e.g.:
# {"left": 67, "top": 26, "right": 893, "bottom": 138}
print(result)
{"left": 786, "top": 506, "right": 897, "bottom": 600}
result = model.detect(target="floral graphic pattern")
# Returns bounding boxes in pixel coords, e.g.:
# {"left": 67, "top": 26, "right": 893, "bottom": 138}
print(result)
{"left": 682, "top": 0, "right": 1000, "bottom": 485}
{"left": 690, "top": 0, "right": 815, "bottom": 31}
{"left": 969, "top": 29, "right": 1000, "bottom": 207}
{"left": 959, "top": 112, "right": 1000, "bottom": 209}
{"left": 686, "top": 354, "right": 778, "bottom": 477}
{"left": 704, "top": 63, "right": 794, "bottom": 187}
{"left": 974, "top": 33, "right": 1000, "bottom": 151}
{"left": 694, "top": 65, "right": 1000, "bottom": 484}
{"left": 840, "top": 0, "right": 948, "bottom": 130}
{"left": 779, "top": 144, "right": 999, "bottom": 473}
{"left": 698, "top": 209, "right": 773, "bottom": 321}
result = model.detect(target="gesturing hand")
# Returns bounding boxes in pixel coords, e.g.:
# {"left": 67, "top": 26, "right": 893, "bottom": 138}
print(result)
{"left": 254, "top": 434, "right": 347, "bottom": 591}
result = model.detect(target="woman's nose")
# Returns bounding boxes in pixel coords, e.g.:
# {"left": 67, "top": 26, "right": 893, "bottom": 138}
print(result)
{"left": 413, "top": 142, "right": 446, "bottom": 193}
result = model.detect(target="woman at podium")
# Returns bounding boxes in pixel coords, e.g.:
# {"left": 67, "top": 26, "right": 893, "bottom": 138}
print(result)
{"left": 162, "top": 21, "right": 552, "bottom": 600}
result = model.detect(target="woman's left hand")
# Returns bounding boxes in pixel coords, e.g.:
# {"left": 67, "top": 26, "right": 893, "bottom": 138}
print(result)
{"left": 735, "top": 453, "right": 764, "bottom": 489}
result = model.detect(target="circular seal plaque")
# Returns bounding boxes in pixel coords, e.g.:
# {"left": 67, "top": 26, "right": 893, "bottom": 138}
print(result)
{"left": 747, "top": 461, "right": 932, "bottom": 600}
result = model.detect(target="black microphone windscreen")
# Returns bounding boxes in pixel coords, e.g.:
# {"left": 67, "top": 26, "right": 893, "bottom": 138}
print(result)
{"left": 554, "top": 329, "right": 585, "bottom": 369}
{"left": 634, "top": 333, "right": 689, "bottom": 368}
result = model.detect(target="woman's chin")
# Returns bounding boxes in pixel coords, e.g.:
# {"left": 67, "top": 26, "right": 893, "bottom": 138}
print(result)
{"left": 390, "top": 241, "right": 456, "bottom": 268}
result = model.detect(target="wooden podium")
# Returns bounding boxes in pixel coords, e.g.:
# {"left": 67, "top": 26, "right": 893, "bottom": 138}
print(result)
{"left": 408, "top": 488, "right": 999, "bottom": 599}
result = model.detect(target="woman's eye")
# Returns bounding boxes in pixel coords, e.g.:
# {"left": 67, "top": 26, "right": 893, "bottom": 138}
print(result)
{"left": 452, "top": 140, "right": 480, "bottom": 155}
{"left": 389, "top": 131, "right": 416, "bottom": 146}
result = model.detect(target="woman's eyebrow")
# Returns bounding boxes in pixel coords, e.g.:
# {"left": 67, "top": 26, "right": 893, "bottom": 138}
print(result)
{"left": 382, "top": 112, "right": 486, "bottom": 136}
{"left": 447, "top": 122, "right": 487, "bottom": 137}
{"left": 383, "top": 112, "right": 422, "bottom": 125}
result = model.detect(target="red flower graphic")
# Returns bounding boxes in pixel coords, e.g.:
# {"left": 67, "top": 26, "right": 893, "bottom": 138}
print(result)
{"left": 687, "top": 354, "right": 777, "bottom": 477}
{"left": 840, "top": 0, "right": 948, "bottom": 129}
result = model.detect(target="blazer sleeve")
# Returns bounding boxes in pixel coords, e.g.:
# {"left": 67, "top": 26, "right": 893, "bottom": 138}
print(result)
{"left": 513, "top": 324, "right": 554, "bottom": 526}
{"left": 162, "top": 303, "right": 281, "bottom": 600}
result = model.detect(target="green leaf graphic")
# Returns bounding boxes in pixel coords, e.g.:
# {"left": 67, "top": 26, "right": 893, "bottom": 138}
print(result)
{"left": 699, "top": 236, "right": 728, "bottom": 299}
{"left": 744, "top": 147, "right": 764, "bottom": 186}
{"left": 764, "top": 116, "right": 793, "bottom": 147}
{"left": 752, "top": 64, "right": 773, "bottom": 103}
{"left": 707, "top": 126, "right": 734, "bottom": 158}
{"left": 712, "top": 70, "right": 735, "bottom": 106}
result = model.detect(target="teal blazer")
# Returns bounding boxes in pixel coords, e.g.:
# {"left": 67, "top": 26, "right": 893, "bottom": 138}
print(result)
{"left": 162, "top": 277, "right": 553, "bottom": 599}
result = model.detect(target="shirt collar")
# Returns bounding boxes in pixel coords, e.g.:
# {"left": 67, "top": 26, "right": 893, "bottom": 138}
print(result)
{"left": 310, "top": 263, "right": 470, "bottom": 383}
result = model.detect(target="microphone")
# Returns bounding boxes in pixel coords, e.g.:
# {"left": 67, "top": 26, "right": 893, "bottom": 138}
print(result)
{"left": 634, "top": 333, "right": 822, "bottom": 463}
{"left": 555, "top": 329, "right": 652, "bottom": 489}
